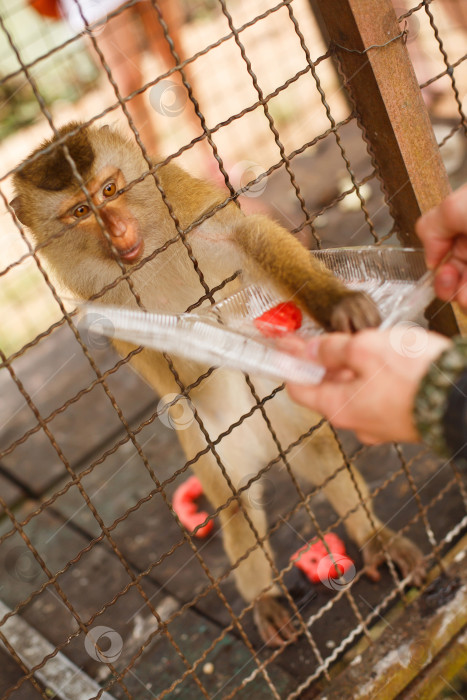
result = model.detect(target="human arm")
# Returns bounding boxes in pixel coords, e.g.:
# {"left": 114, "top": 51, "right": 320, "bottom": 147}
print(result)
{"left": 286, "top": 328, "right": 467, "bottom": 458}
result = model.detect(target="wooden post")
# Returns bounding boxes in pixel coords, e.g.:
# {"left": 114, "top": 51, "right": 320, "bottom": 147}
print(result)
{"left": 314, "top": 0, "right": 458, "bottom": 334}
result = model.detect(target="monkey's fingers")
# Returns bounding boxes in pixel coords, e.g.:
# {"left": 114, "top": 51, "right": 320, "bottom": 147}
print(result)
{"left": 330, "top": 291, "right": 381, "bottom": 332}
{"left": 386, "top": 534, "right": 426, "bottom": 588}
{"left": 362, "top": 529, "right": 426, "bottom": 587}
{"left": 253, "top": 595, "right": 298, "bottom": 647}
{"left": 361, "top": 543, "right": 384, "bottom": 582}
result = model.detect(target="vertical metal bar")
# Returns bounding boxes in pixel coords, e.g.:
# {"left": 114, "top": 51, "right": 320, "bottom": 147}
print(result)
{"left": 314, "top": 0, "right": 458, "bottom": 334}
{"left": 307, "top": 0, "right": 353, "bottom": 112}
{"left": 315, "top": 0, "right": 450, "bottom": 240}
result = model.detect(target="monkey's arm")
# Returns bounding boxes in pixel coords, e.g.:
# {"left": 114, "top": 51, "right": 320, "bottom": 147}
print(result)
{"left": 234, "top": 214, "right": 380, "bottom": 332}
{"left": 158, "top": 163, "right": 379, "bottom": 330}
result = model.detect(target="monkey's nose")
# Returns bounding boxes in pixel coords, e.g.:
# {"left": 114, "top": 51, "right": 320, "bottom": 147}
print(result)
{"left": 101, "top": 210, "right": 127, "bottom": 237}
{"left": 110, "top": 219, "right": 127, "bottom": 237}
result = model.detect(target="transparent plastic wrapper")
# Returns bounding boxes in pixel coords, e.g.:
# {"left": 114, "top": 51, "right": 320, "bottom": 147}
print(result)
{"left": 312, "top": 247, "right": 435, "bottom": 329}
{"left": 78, "top": 247, "right": 434, "bottom": 385}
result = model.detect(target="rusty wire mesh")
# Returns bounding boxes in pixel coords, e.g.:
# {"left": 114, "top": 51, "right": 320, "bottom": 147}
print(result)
{"left": 0, "top": 0, "right": 467, "bottom": 698}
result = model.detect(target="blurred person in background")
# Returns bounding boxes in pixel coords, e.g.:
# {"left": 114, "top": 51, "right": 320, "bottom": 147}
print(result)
{"left": 30, "top": 0, "right": 196, "bottom": 153}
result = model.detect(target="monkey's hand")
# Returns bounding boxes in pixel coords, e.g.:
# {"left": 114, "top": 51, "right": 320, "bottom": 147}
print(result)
{"left": 234, "top": 215, "right": 381, "bottom": 332}
{"left": 329, "top": 291, "right": 381, "bottom": 332}
{"left": 362, "top": 527, "right": 426, "bottom": 587}
{"left": 253, "top": 594, "right": 298, "bottom": 647}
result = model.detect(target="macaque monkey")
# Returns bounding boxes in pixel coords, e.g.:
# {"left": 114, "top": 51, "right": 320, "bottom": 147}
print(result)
{"left": 11, "top": 122, "right": 425, "bottom": 646}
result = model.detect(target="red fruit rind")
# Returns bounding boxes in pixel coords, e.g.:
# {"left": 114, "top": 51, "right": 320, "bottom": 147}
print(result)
{"left": 254, "top": 302, "right": 302, "bottom": 338}
{"left": 173, "top": 475, "right": 213, "bottom": 538}
{"left": 291, "top": 533, "right": 354, "bottom": 583}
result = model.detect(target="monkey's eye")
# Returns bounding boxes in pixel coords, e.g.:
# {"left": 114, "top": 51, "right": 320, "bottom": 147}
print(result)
{"left": 74, "top": 204, "right": 90, "bottom": 218}
{"left": 103, "top": 182, "right": 116, "bottom": 197}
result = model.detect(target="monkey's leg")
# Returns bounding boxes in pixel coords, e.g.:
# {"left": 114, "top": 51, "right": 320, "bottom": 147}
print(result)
{"left": 261, "top": 391, "right": 426, "bottom": 586}
{"left": 173, "top": 377, "right": 298, "bottom": 647}
{"left": 113, "top": 345, "right": 296, "bottom": 645}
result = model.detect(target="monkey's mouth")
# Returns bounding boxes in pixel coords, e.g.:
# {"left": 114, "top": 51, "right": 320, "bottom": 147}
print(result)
{"left": 119, "top": 238, "right": 144, "bottom": 263}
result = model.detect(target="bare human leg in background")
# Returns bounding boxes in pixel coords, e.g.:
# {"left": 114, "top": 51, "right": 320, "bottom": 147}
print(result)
{"left": 91, "top": 0, "right": 200, "bottom": 154}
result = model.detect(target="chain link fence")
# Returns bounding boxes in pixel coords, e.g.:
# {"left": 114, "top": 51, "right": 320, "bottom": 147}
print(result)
{"left": 0, "top": 1, "right": 466, "bottom": 698}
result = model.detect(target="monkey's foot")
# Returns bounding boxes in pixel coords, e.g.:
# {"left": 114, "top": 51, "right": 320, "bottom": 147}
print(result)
{"left": 362, "top": 528, "right": 426, "bottom": 587}
{"left": 330, "top": 291, "right": 381, "bottom": 332}
{"left": 253, "top": 594, "right": 298, "bottom": 647}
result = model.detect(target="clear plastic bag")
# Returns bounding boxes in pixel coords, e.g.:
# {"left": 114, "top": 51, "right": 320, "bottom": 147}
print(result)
{"left": 78, "top": 247, "right": 433, "bottom": 385}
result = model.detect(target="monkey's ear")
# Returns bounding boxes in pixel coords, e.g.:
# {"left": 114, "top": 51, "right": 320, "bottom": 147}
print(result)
{"left": 9, "top": 196, "right": 27, "bottom": 226}
{"left": 99, "top": 125, "right": 110, "bottom": 133}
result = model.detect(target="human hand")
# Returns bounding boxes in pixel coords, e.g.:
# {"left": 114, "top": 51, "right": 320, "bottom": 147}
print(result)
{"left": 286, "top": 327, "right": 451, "bottom": 444}
{"left": 416, "top": 183, "right": 467, "bottom": 310}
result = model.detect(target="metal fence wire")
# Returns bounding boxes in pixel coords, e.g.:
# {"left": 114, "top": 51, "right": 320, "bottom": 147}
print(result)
{"left": 0, "top": 0, "right": 467, "bottom": 698}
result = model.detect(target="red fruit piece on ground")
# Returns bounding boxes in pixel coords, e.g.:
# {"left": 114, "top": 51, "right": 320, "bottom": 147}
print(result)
{"left": 172, "top": 475, "right": 214, "bottom": 538}
{"left": 291, "top": 533, "right": 354, "bottom": 584}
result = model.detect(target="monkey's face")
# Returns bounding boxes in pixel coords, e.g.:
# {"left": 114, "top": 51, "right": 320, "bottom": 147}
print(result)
{"left": 57, "top": 165, "right": 145, "bottom": 265}
{"left": 11, "top": 123, "right": 164, "bottom": 297}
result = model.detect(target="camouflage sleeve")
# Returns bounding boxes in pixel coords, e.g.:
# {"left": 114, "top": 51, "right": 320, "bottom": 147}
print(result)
{"left": 414, "top": 336, "right": 467, "bottom": 463}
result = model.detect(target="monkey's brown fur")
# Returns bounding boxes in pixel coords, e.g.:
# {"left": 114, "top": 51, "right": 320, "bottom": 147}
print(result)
{"left": 17, "top": 122, "right": 95, "bottom": 192}
{"left": 11, "top": 123, "right": 425, "bottom": 647}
